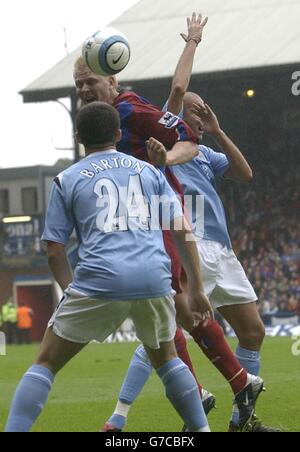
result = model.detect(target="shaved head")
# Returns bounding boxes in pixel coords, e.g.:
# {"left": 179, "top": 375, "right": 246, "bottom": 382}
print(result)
{"left": 182, "top": 92, "right": 205, "bottom": 141}
{"left": 183, "top": 92, "right": 204, "bottom": 115}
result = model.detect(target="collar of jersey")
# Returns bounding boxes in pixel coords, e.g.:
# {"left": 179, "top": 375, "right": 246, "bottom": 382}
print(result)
{"left": 85, "top": 149, "right": 118, "bottom": 159}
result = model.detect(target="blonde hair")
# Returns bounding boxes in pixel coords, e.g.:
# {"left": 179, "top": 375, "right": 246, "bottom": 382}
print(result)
{"left": 73, "top": 56, "right": 119, "bottom": 82}
{"left": 74, "top": 56, "right": 91, "bottom": 75}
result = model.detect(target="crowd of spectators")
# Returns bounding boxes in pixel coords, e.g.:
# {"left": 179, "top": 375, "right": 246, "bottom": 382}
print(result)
{"left": 220, "top": 142, "right": 300, "bottom": 323}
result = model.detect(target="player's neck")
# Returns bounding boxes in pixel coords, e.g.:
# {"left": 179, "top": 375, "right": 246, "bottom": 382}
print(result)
{"left": 85, "top": 143, "right": 117, "bottom": 156}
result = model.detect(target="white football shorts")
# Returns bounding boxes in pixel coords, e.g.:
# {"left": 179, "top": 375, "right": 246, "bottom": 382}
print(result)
{"left": 197, "top": 239, "right": 257, "bottom": 309}
{"left": 48, "top": 288, "right": 176, "bottom": 349}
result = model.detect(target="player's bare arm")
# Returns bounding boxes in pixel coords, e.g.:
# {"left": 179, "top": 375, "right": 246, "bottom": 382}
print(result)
{"left": 46, "top": 242, "right": 73, "bottom": 291}
{"left": 166, "top": 141, "right": 198, "bottom": 166}
{"left": 168, "top": 13, "right": 208, "bottom": 116}
{"left": 171, "top": 216, "right": 214, "bottom": 320}
{"left": 192, "top": 102, "right": 253, "bottom": 183}
{"left": 147, "top": 138, "right": 198, "bottom": 167}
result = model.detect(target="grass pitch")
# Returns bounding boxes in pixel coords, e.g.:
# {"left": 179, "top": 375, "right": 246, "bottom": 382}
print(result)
{"left": 1, "top": 337, "right": 299, "bottom": 432}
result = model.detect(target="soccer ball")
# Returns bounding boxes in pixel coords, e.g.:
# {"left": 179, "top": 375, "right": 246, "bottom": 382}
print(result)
{"left": 82, "top": 27, "right": 131, "bottom": 76}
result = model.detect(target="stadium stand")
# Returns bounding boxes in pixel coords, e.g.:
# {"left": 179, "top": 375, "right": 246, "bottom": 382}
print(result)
{"left": 221, "top": 141, "right": 300, "bottom": 324}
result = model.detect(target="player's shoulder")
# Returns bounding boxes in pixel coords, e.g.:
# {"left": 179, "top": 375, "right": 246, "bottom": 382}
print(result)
{"left": 115, "top": 91, "right": 159, "bottom": 120}
{"left": 198, "top": 145, "right": 216, "bottom": 160}
{"left": 198, "top": 145, "right": 227, "bottom": 163}
{"left": 115, "top": 91, "right": 152, "bottom": 107}
{"left": 52, "top": 161, "right": 80, "bottom": 190}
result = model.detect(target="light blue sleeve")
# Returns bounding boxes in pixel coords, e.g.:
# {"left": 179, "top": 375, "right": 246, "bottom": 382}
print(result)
{"left": 41, "top": 178, "right": 74, "bottom": 245}
{"left": 162, "top": 100, "right": 184, "bottom": 118}
{"left": 201, "top": 146, "right": 230, "bottom": 177}
{"left": 162, "top": 101, "right": 168, "bottom": 112}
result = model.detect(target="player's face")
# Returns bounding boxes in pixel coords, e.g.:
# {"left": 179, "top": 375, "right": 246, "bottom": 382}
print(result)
{"left": 74, "top": 69, "right": 116, "bottom": 105}
{"left": 183, "top": 94, "right": 205, "bottom": 141}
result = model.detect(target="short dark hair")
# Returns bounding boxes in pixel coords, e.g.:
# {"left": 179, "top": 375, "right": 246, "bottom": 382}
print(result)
{"left": 76, "top": 102, "right": 120, "bottom": 147}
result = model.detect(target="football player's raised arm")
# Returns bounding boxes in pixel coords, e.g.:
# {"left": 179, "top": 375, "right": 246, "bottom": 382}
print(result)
{"left": 168, "top": 13, "right": 208, "bottom": 116}
{"left": 191, "top": 103, "right": 253, "bottom": 182}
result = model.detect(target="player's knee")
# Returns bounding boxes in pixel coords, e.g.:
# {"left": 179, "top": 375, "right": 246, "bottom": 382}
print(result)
{"left": 238, "top": 321, "right": 265, "bottom": 349}
{"left": 256, "top": 321, "right": 266, "bottom": 346}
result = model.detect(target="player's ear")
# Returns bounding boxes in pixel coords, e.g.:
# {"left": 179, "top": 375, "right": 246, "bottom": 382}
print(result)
{"left": 109, "top": 76, "right": 118, "bottom": 90}
{"left": 75, "top": 131, "right": 83, "bottom": 145}
{"left": 116, "top": 129, "right": 122, "bottom": 143}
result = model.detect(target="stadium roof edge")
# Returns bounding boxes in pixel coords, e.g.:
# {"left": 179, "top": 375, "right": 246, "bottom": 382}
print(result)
{"left": 20, "top": 0, "right": 300, "bottom": 104}
{"left": 21, "top": 62, "right": 298, "bottom": 104}
{"left": 20, "top": 87, "right": 76, "bottom": 103}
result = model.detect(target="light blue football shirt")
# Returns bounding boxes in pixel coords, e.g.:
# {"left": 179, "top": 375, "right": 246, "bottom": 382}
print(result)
{"left": 42, "top": 150, "right": 183, "bottom": 300}
{"left": 171, "top": 146, "right": 232, "bottom": 248}
{"left": 162, "top": 101, "right": 231, "bottom": 248}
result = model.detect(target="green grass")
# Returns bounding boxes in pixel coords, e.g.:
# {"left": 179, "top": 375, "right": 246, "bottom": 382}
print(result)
{"left": 0, "top": 337, "right": 299, "bottom": 432}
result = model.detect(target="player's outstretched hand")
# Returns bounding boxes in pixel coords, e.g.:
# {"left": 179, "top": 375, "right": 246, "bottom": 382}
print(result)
{"left": 191, "top": 102, "right": 221, "bottom": 136}
{"left": 180, "top": 12, "right": 208, "bottom": 45}
{"left": 189, "top": 291, "right": 214, "bottom": 322}
{"left": 146, "top": 137, "right": 167, "bottom": 167}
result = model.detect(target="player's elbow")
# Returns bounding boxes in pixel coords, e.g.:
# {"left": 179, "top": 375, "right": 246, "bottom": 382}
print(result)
{"left": 243, "top": 168, "right": 254, "bottom": 183}
{"left": 46, "top": 242, "right": 66, "bottom": 261}
{"left": 233, "top": 167, "right": 253, "bottom": 183}
{"left": 171, "top": 83, "right": 187, "bottom": 98}
{"left": 167, "top": 84, "right": 187, "bottom": 115}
